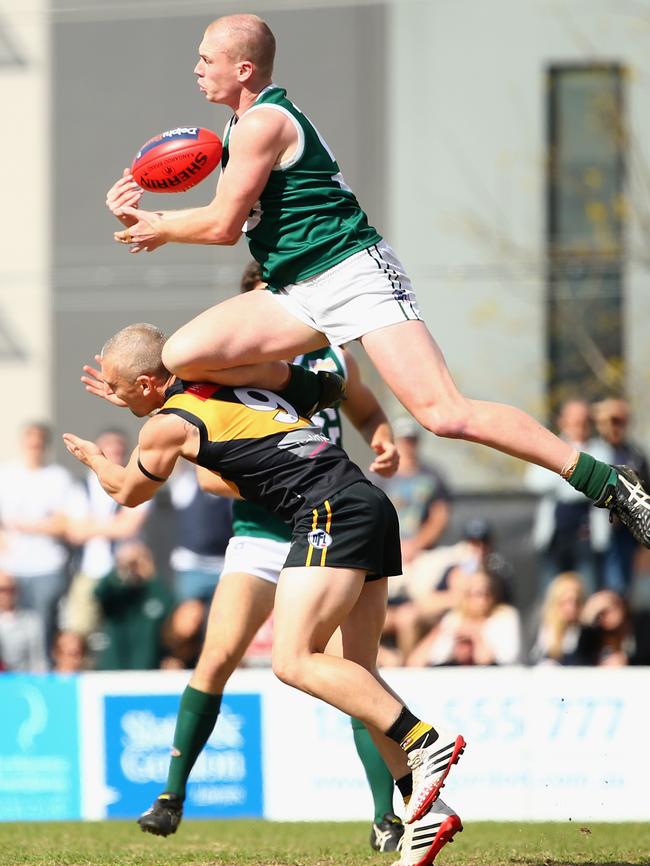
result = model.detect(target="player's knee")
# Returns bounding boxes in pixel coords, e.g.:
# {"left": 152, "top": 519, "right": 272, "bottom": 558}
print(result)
{"left": 271, "top": 652, "right": 307, "bottom": 690}
{"left": 419, "top": 401, "right": 472, "bottom": 440}
{"left": 160, "top": 336, "right": 182, "bottom": 375}
{"left": 161, "top": 335, "right": 193, "bottom": 378}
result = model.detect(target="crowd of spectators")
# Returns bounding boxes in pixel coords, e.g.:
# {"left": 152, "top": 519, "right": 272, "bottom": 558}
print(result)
{"left": 378, "top": 399, "right": 650, "bottom": 667}
{"left": 0, "top": 422, "right": 232, "bottom": 674}
{"left": 0, "top": 396, "right": 648, "bottom": 674}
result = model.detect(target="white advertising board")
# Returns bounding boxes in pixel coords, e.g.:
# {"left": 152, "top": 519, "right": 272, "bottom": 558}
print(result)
{"left": 77, "top": 667, "right": 649, "bottom": 823}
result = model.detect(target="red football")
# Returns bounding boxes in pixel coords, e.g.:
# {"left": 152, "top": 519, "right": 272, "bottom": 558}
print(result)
{"left": 131, "top": 126, "right": 222, "bottom": 193}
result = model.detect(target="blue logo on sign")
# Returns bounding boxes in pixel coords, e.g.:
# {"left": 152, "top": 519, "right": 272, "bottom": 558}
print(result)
{"left": 0, "top": 674, "right": 81, "bottom": 821}
{"left": 104, "top": 693, "right": 263, "bottom": 818}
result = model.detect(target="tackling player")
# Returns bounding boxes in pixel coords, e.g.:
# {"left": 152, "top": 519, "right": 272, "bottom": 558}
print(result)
{"left": 147, "top": 261, "right": 402, "bottom": 852}
{"left": 66, "top": 322, "right": 464, "bottom": 866}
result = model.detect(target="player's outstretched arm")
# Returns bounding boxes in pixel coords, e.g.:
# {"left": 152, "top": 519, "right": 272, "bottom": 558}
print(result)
{"left": 340, "top": 350, "right": 399, "bottom": 478}
{"left": 63, "top": 413, "right": 187, "bottom": 507}
{"left": 113, "top": 109, "right": 293, "bottom": 252}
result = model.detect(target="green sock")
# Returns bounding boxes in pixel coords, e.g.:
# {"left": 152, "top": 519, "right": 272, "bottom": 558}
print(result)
{"left": 166, "top": 686, "right": 222, "bottom": 799}
{"left": 350, "top": 716, "right": 395, "bottom": 823}
{"left": 277, "top": 364, "right": 320, "bottom": 415}
{"left": 567, "top": 452, "right": 618, "bottom": 501}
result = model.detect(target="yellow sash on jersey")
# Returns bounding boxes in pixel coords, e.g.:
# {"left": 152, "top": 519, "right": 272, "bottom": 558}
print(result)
{"left": 162, "top": 387, "right": 310, "bottom": 443}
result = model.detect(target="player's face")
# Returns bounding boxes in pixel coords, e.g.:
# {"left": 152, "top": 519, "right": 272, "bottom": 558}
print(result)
{"left": 100, "top": 358, "right": 157, "bottom": 418}
{"left": 195, "top": 32, "right": 241, "bottom": 105}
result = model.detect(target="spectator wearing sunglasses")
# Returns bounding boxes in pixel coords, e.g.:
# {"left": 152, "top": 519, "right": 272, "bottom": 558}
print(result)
{"left": 592, "top": 398, "right": 650, "bottom": 595}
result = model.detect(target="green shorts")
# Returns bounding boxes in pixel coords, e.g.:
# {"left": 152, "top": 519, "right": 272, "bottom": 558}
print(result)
{"left": 285, "top": 480, "right": 402, "bottom": 579}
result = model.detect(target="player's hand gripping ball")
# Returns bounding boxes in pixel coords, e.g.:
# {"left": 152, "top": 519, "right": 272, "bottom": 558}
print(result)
{"left": 131, "top": 127, "right": 222, "bottom": 193}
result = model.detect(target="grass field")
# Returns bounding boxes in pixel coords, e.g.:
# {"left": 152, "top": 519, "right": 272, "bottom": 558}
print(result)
{"left": 1, "top": 820, "right": 649, "bottom": 866}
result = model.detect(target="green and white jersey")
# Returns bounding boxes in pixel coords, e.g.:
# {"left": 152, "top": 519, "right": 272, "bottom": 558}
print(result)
{"left": 293, "top": 346, "right": 346, "bottom": 447}
{"left": 231, "top": 346, "right": 347, "bottom": 542}
{"left": 222, "top": 86, "right": 381, "bottom": 290}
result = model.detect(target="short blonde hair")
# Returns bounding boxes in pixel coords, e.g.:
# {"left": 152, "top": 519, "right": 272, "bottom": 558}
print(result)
{"left": 101, "top": 323, "right": 168, "bottom": 381}
{"left": 207, "top": 14, "right": 276, "bottom": 79}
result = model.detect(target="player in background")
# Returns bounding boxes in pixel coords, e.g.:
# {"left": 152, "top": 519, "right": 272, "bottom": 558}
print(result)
{"left": 106, "top": 13, "right": 650, "bottom": 552}
{"left": 67, "top": 322, "right": 464, "bottom": 866}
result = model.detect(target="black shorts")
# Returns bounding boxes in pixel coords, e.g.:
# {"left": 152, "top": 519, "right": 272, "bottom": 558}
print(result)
{"left": 284, "top": 480, "right": 402, "bottom": 579}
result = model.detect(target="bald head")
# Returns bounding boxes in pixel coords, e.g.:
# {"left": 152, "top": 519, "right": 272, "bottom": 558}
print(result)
{"left": 206, "top": 14, "right": 275, "bottom": 80}
{"left": 101, "top": 323, "right": 168, "bottom": 381}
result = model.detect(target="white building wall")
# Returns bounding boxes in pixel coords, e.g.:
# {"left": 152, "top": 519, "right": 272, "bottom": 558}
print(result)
{"left": 0, "top": 2, "right": 51, "bottom": 457}
{"left": 388, "top": 0, "right": 650, "bottom": 489}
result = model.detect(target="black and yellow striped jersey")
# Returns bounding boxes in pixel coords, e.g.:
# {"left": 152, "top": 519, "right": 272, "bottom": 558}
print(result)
{"left": 159, "top": 379, "right": 366, "bottom": 524}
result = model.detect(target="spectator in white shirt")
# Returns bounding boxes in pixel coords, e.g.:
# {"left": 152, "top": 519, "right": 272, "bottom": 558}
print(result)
{"left": 407, "top": 570, "right": 521, "bottom": 667}
{"left": 65, "top": 429, "right": 150, "bottom": 636}
{"left": 0, "top": 570, "right": 48, "bottom": 672}
{"left": 0, "top": 423, "right": 75, "bottom": 647}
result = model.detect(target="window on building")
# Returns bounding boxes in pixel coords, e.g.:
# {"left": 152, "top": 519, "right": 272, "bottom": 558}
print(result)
{"left": 547, "top": 65, "right": 625, "bottom": 411}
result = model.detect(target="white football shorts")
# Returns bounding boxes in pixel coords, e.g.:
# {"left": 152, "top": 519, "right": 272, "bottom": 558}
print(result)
{"left": 270, "top": 239, "right": 422, "bottom": 346}
{"left": 222, "top": 535, "right": 291, "bottom": 585}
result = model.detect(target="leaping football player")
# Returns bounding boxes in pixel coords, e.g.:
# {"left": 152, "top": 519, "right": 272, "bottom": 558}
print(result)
{"left": 106, "top": 13, "right": 650, "bottom": 553}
